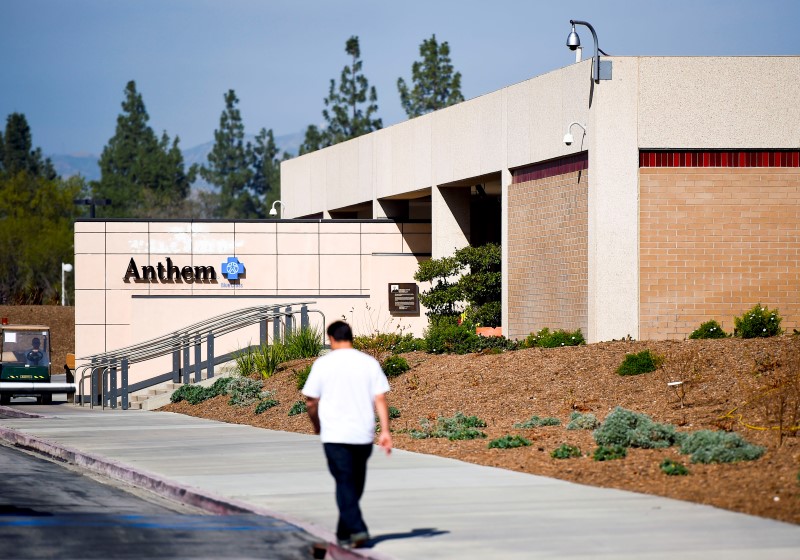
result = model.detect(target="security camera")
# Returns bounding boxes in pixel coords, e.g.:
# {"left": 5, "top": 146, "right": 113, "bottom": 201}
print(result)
{"left": 562, "top": 122, "right": 586, "bottom": 147}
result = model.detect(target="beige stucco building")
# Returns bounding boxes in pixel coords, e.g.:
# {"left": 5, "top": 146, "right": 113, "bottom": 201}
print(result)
{"left": 75, "top": 56, "right": 800, "bottom": 381}
{"left": 281, "top": 56, "right": 800, "bottom": 342}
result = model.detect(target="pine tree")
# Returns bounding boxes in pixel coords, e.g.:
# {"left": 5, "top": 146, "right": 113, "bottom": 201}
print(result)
{"left": 95, "top": 81, "right": 189, "bottom": 217}
{"left": 397, "top": 34, "right": 464, "bottom": 118}
{"left": 197, "top": 89, "right": 260, "bottom": 218}
{"left": 1, "top": 113, "right": 56, "bottom": 179}
{"left": 300, "top": 36, "right": 382, "bottom": 154}
{"left": 251, "top": 128, "right": 288, "bottom": 216}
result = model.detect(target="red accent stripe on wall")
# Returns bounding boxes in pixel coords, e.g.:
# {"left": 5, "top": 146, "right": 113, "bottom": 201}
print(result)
{"left": 512, "top": 152, "right": 588, "bottom": 184}
{"left": 640, "top": 150, "right": 800, "bottom": 168}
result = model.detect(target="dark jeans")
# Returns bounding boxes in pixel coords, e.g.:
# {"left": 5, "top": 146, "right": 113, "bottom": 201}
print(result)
{"left": 323, "top": 442, "right": 373, "bottom": 541}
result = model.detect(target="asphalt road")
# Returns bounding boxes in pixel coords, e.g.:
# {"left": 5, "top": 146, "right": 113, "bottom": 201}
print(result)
{"left": 0, "top": 443, "right": 320, "bottom": 559}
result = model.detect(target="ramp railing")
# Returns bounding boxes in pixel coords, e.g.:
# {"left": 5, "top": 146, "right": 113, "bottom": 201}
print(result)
{"left": 76, "top": 302, "right": 324, "bottom": 410}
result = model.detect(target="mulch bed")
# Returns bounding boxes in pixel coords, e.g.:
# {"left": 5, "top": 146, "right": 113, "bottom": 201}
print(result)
{"left": 163, "top": 336, "right": 800, "bottom": 525}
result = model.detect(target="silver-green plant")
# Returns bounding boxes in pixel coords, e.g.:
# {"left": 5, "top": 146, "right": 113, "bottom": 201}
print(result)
{"left": 566, "top": 411, "right": 600, "bottom": 430}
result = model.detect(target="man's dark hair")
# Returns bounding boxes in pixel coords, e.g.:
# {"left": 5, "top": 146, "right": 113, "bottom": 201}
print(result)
{"left": 327, "top": 321, "right": 353, "bottom": 342}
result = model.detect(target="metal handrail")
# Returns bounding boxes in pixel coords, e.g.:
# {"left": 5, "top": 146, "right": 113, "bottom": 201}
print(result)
{"left": 77, "top": 302, "right": 320, "bottom": 409}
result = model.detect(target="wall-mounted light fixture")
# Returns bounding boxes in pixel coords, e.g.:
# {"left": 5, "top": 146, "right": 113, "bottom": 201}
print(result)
{"left": 269, "top": 200, "right": 285, "bottom": 218}
{"left": 61, "top": 262, "right": 73, "bottom": 306}
{"left": 563, "top": 122, "right": 587, "bottom": 146}
{"left": 566, "top": 20, "right": 610, "bottom": 83}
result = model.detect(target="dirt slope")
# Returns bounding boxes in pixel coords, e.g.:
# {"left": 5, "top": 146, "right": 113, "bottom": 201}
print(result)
{"left": 162, "top": 336, "right": 800, "bottom": 525}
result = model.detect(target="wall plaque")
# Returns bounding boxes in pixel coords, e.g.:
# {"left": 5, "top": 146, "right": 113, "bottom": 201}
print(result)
{"left": 388, "top": 283, "right": 420, "bottom": 316}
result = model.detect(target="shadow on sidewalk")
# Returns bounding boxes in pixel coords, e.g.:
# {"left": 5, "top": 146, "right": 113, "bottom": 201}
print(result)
{"left": 366, "top": 527, "right": 449, "bottom": 547}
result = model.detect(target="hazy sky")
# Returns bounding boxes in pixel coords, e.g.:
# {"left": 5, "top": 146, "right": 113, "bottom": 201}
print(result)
{"left": 3, "top": 0, "right": 799, "bottom": 155}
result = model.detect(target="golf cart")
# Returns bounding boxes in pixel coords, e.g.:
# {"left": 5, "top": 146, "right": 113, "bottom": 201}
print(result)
{"left": 0, "top": 324, "right": 75, "bottom": 405}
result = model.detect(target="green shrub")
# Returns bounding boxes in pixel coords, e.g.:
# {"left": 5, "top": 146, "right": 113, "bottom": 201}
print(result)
{"left": 284, "top": 327, "right": 324, "bottom": 359}
{"left": 388, "top": 406, "right": 401, "bottom": 420}
{"left": 734, "top": 304, "right": 783, "bottom": 338}
{"left": 514, "top": 415, "right": 562, "bottom": 428}
{"left": 409, "top": 412, "right": 487, "bottom": 441}
{"left": 688, "top": 319, "right": 728, "bottom": 339}
{"left": 593, "top": 407, "right": 683, "bottom": 449}
{"left": 424, "top": 319, "right": 482, "bottom": 354}
{"left": 550, "top": 444, "right": 581, "bottom": 459}
{"left": 288, "top": 400, "right": 307, "bottom": 416}
{"left": 660, "top": 458, "right": 689, "bottom": 475}
{"left": 524, "top": 328, "right": 586, "bottom": 348}
{"left": 295, "top": 365, "right": 312, "bottom": 390}
{"left": 227, "top": 377, "right": 265, "bottom": 407}
{"left": 382, "top": 355, "right": 410, "bottom": 377}
{"left": 616, "top": 350, "right": 663, "bottom": 376}
{"left": 170, "top": 384, "right": 207, "bottom": 405}
{"left": 593, "top": 444, "right": 627, "bottom": 461}
{"left": 354, "top": 332, "right": 425, "bottom": 357}
{"left": 566, "top": 411, "right": 600, "bottom": 430}
{"left": 206, "top": 376, "right": 234, "bottom": 398}
{"left": 234, "top": 346, "right": 258, "bottom": 376}
{"left": 253, "top": 343, "right": 286, "bottom": 379}
{"left": 679, "top": 430, "right": 765, "bottom": 464}
{"left": 488, "top": 435, "right": 531, "bottom": 449}
{"left": 255, "top": 396, "right": 279, "bottom": 414}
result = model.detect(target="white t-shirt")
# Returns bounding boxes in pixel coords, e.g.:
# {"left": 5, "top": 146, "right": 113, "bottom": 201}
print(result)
{"left": 302, "top": 348, "right": 390, "bottom": 444}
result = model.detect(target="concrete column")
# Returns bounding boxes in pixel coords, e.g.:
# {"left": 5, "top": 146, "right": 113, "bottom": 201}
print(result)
{"left": 432, "top": 185, "right": 471, "bottom": 259}
{"left": 586, "top": 57, "right": 640, "bottom": 342}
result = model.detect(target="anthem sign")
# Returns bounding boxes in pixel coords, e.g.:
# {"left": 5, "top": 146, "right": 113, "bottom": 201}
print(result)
{"left": 123, "top": 257, "right": 218, "bottom": 284}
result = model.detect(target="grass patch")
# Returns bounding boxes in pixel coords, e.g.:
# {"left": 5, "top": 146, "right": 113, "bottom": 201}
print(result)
{"left": 514, "top": 415, "right": 561, "bottom": 428}
{"left": 409, "top": 412, "right": 487, "bottom": 441}
{"left": 488, "top": 435, "right": 531, "bottom": 449}
{"left": 593, "top": 444, "right": 627, "bottom": 461}
{"left": 288, "top": 400, "right": 307, "bottom": 416}
{"left": 660, "top": 458, "right": 689, "bottom": 475}
{"left": 550, "top": 443, "right": 581, "bottom": 459}
{"left": 295, "top": 365, "right": 312, "bottom": 390}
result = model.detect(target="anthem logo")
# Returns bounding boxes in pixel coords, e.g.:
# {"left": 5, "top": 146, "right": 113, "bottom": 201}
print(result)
{"left": 123, "top": 257, "right": 217, "bottom": 284}
{"left": 221, "top": 256, "right": 246, "bottom": 281}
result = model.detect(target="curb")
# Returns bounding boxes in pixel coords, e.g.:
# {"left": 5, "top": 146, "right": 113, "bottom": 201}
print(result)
{"left": 0, "top": 405, "right": 50, "bottom": 419}
{"left": 0, "top": 425, "right": 394, "bottom": 560}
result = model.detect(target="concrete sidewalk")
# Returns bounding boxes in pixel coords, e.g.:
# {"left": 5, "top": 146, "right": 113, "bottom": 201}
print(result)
{"left": 1, "top": 404, "right": 799, "bottom": 559}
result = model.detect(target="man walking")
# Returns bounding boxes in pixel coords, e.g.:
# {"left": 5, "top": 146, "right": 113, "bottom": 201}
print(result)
{"left": 302, "top": 321, "right": 392, "bottom": 549}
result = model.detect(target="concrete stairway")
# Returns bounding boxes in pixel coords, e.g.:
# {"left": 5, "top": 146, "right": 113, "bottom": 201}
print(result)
{"left": 123, "top": 364, "right": 236, "bottom": 410}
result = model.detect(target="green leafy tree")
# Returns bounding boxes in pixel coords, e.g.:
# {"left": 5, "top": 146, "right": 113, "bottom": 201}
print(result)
{"left": 1, "top": 113, "right": 56, "bottom": 179}
{"left": 95, "top": 81, "right": 191, "bottom": 217}
{"left": 0, "top": 172, "right": 84, "bottom": 303}
{"left": 414, "top": 243, "right": 502, "bottom": 327}
{"left": 397, "top": 34, "right": 464, "bottom": 118}
{"left": 299, "top": 36, "right": 382, "bottom": 154}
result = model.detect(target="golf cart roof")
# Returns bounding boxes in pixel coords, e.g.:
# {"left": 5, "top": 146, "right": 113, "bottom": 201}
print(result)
{"left": 0, "top": 325, "right": 50, "bottom": 332}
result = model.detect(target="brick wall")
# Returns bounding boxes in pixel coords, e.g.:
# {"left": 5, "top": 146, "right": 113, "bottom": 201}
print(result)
{"left": 508, "top": 156, "right": 588, "bottom": 340}
{"left": 640, "top": 167, "right": 800, "bottom": 339}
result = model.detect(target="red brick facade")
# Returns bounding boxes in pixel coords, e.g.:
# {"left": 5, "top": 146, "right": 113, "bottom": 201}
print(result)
{"left": 639, "top": 166, "right": 800, "bottom": 339}
{"left": 508, "top": 155, "right": 589, "bottom": 340}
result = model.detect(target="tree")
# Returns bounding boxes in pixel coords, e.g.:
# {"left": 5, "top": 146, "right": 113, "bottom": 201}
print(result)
{"left": 1, "top": 113, "right": 56, "bottom": 179}
{"left": 397, "top": 34, "right": 464, "bottom": 118}
{"left": 250, "top": 128, "right": 288, "bottom": 216}
{"left": 300, "top": 36, "right": 382, "bottom": 154}
{"left": 0, "top": 172, "right": 84, "bottom": 304}
{"left": 95, "top": 81, "right": 191, "bottom": 217}
{"left": 414, "top": 243, "right": 502, "bottom": 327}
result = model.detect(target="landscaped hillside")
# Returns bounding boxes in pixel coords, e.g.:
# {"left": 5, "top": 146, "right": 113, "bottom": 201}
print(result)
{"left": 162, "top": 336, "right": 800, "bottom": 525}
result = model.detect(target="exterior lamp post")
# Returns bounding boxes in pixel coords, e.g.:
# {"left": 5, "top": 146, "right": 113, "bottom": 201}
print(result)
{"left": 566, "top": 20, "right": 608, "bottom": 84}
{"left": 269, "top": 200, "right": 285, "bottom": 218}
{"left": 61, "top": 263, "right": 73, "bottom": 306}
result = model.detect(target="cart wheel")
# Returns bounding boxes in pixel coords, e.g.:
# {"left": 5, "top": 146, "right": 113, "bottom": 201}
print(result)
{"left": 1, "top": 394, "right": 11, "bottom": 405}
{"left": 41, "top": 394, "right": 53, "bottom": 405}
